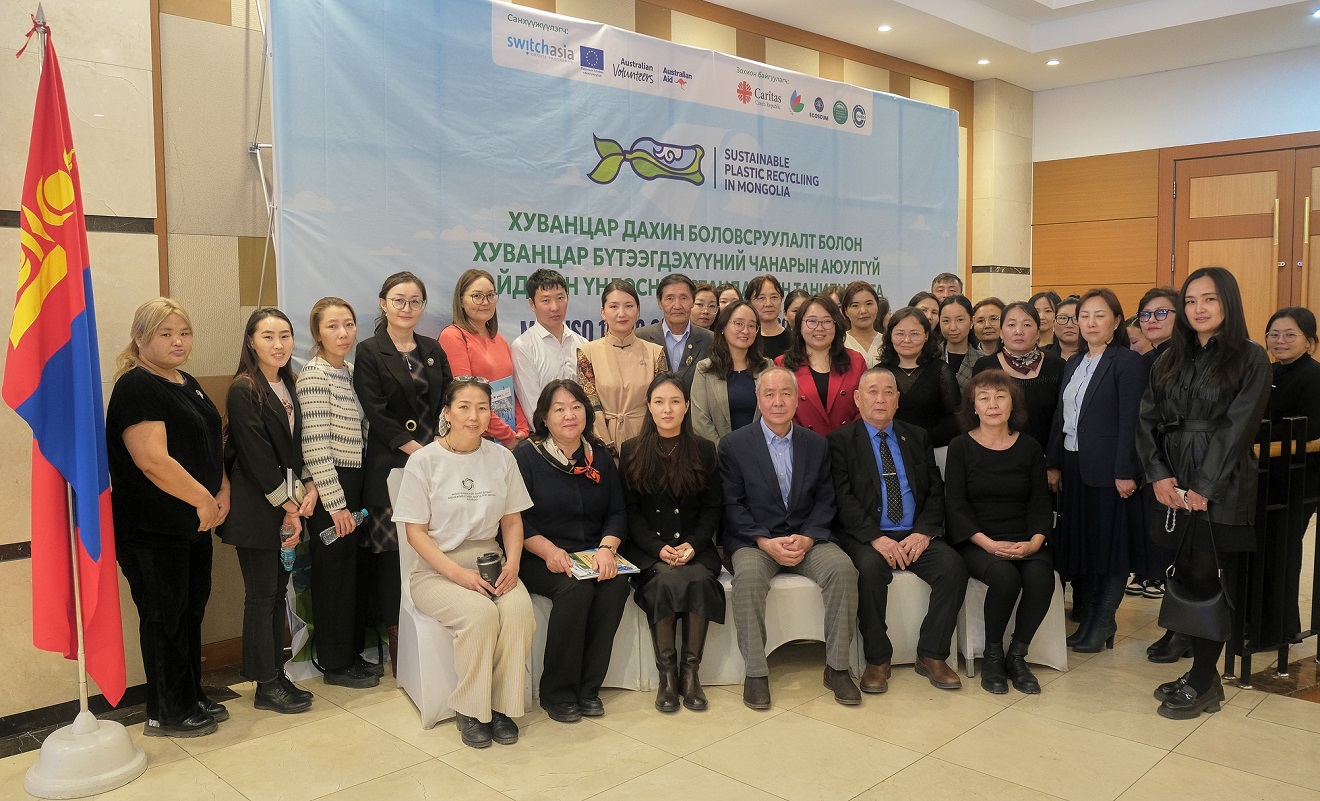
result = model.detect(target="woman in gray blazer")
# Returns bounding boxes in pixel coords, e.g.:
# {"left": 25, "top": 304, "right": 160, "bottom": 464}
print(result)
{"left": 690, "top": 301, "right": 773, "bottom": 443}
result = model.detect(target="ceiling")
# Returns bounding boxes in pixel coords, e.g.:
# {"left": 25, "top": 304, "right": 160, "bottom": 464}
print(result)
{"left": 711, "top": 0, "right": 1320, "bottom": 91}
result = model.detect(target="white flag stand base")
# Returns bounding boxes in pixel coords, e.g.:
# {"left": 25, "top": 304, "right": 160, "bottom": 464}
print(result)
{"left": 23, "top": 711, "right": 146, "bottom": 799}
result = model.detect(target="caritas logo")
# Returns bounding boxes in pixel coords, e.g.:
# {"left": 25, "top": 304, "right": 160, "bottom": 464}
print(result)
{"left": 736, "top": 81, "right": 752, "bottom": 104}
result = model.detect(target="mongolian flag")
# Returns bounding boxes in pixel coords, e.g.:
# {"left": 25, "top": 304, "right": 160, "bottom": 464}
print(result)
{"left": 2, "top": 23, "right": 127, "bottom": 706}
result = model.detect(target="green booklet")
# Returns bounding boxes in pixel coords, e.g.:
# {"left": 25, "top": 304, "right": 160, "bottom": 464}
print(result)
{"left": 569, "top": 548, "right": 640, "bottom": 580}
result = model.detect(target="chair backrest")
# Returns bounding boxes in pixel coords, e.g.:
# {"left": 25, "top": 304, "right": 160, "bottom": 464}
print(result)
{"left": 387, "top": 468, "right": 420, "bottom": 607}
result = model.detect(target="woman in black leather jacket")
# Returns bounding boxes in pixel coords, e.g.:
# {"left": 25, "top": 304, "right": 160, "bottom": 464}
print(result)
{"left": 1136, "top": 267, "right": 1270, "bottom": 720}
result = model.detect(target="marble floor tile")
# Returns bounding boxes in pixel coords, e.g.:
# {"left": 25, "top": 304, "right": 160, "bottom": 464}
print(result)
{"left": 0, "top": 749, "right": 37, "bottom": 799}
{"left": 686, "top": 711, "right": 921, "bottom": 801}
{"left": 172, "top": 683, "right": 347, "bottom": 756}
{"left": 794, "top": 678, "right": 1005, "bottom": 753}
{"left": 440, "top": 716, "right": 674, "bottom": 801}
{"left": 197, "top": 712, "right": 429, "bottom": 801}
{"left": 350, "top": 693, "right": 467, "bottom": 757}
{"left": 84, "top": 758, "right": 244, "bottom": 801}
{"left": 932, "top": 707, "right": 1165, "bottom": 801}
{"left": 1247, "top": 691, "right": 1320, "bottom": 732}
{"left": 315, "top": 758, "right": 509, "bottom": 801}
{"left": 1175, "top": 701, "right": 1320, "bottom": 789}
{"left": 304, "top": 674, "right": 405, "bottom": 711}
{"left": 590, "top": 758, "right": 783, "bottom": 801}
{"left": 588, "top": 679, "right": 784, "bottom": 756}
{"left": 857, "top": 755, "right": 1066, "bottom": 801}
{"left": 1116, "top": 752, "right": 1320, "bottom": 801}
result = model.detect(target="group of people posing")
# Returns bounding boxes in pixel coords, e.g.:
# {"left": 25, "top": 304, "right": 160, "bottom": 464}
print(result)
{"left": 105, "top": 262, "right": 1317, "bottom": 750}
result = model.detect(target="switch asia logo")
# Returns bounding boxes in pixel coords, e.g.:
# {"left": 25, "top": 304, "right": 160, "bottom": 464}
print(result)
{"left": 588, "top": 135, "right": 705, "bottom": 186}
{"left": 789, "top": 91, "right": 805, "bottom": 112}
{"left": 737, "top": 81, "right": 753, "bottom": 104}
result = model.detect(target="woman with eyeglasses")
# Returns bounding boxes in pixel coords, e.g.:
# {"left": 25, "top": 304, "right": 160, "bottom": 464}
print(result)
{"left": 577, "top": 280, "right": 668, "bottom": 454}
{"left": 879, "top": 307, "right": 960, "bottom": 447}
{"left": 939, "top": 295, "right": 987, "bottom": 389}
{"left": 691, "top": 283, "right": 720, "bottom": 330}
{"left": 1054, "top": 298, "right": 1082, "bottom": 362}
{"left": 776, "top": 295, "right": 864, "bottom": 435}
{"left": 843, "top": 281, "right": 885, "bottom": 368}
{"left": 1257, "top": 307, "right": 1320, "bottom": 650}
{"left": 1137, "top": 267, "right": 1270, "bottom": 720}
{"left": 745, "top": 275, "right": 792, "bottom": 360}
{"left": 972, "top": 297, "right": 1005, "bottom": 355}
{"left": 973, "top": 301, "right": 1066, "bottom": 449}
{"left": 440, "top": 269, "right": 529, "bottom": 449}
{"left": 690, "top": 300, "right": 773, "bottom": 443}
{"left": 355, "top": 271, "right": 452, "bottom": 675}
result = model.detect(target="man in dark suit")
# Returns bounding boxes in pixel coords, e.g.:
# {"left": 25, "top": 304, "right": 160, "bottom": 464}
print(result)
{"left": 719, "top": 366, "right": 861, "bottom": 709}
{"left": 828, "top": 366, "right": 967, "bottom": 693}
{"left": 637, "top": 273, "right": 713, "bottom": 386}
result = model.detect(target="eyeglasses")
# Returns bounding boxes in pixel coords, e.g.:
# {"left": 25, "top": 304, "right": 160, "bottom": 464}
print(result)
{"left": 727, "top": 320, "right": 759, "bottom": 332}
{"left": 388, "top": 297, "right": 425, "bottom": 311}
{"left": 452, "top": 375, "right": 492, "bottom": 385}
{"left": 466, "top": 292, "right": 497, "bottom": 304}
{"left": 1138, "top": 309, "right": 1173, "bottom": 322}
{"left": 1266, "top": 331, "right": 1301, "bottom": 342}
{"left": 802, "top": 318, "right": 835, "bottom": 330}
{"left": 1055, "top": 315, "right": 1077, "bottom": 325}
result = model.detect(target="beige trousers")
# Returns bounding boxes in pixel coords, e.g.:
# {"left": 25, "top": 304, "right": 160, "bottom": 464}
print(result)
{"left": 409, "top": 539, "right": 535, "bottom": 721}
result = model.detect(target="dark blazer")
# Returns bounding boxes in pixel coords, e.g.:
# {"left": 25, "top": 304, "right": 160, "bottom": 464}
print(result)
{"left": 718, "top": 421, "right": 836, "bottom": 555}
{"left": 636, "top": 322, "right": 714, "bottom": 386}
{"left": 828, "top": 418, "right": 945, "bottom": 545}
{"left": 353, "top": 329, "right": 451, "bottom": 508}
{"left": 774, "top": 349, "right": 866, "bottom": 435}
{"left": 1047, "top": 345, "right": 1148, "bottom": 487}
{"left": 619, "top": 436, "right": 722, "bottom": 574}
{"left": 220, "top": 374, "right": 307, "bottom": 549}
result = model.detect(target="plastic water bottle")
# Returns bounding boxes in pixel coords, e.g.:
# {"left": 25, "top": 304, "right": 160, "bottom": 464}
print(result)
{"left": 317, "top": 508, "right": 369, "bottom": 545}
{"left": 279, "top": 524, "right": 297, "bottom": 572}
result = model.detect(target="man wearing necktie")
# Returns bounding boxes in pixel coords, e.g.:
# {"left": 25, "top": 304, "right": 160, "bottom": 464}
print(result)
{"left": 828, "top": 367, "right": 968, "bottom": 693}
{"left": 719, "top": 366, "right": 860, "bottom": 710}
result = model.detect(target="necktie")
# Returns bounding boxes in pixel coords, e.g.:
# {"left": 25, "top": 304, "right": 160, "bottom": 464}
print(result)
{"left": 878, "top": 431, "right": 904, "bottom": 525}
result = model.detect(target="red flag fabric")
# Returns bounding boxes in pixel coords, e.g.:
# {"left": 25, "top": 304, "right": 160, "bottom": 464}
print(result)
{"left": 2, "top": 23, "right": 127, "bottom": 706}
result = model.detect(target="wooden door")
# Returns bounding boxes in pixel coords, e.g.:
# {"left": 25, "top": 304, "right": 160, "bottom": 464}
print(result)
{"left": 1173, "top": 151, "right": 1295, "bottom": 341}
{"left": 1296, "top": 148, "right": 1320, "bottom": 312}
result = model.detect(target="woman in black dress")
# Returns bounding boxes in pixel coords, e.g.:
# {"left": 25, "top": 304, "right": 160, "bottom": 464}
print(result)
{"left": 1259, "top": 307, "right": 1320, "bottom": 648}
{"left": 108, "top": 299, "right": 228, "bottom": 737}
{"left": 220, "top": 308, "right": 317, "bottom": 714}
{"left": 746, "top": 275, "right": 792, "bottom": 360}
{"left": 621, "top": 375, "right": 724, "bottom": 712}
{"left": 945, "top": 370, "right": 1054, "bottom": 695}
{"left": 973, "top": 302, "right": 1066, "bottom": 449}
{"left": 1137, "top": 267, "right": 1271, "bottom": 719}
{"left": 515, "top": 379, "right": 630, "bottom": 723}
{"left": 879, "top": 307, "right": 960, "bottom": 447}
{"left": 1046, "top": 289, "right": 1148, "bottom": 653}
{"left": 354, "top": 271, "right": 452, "bottom": 675}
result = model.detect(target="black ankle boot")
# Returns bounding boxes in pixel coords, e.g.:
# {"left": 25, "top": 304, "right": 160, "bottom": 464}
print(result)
{"left": 1005, "top": 639, "right": 1041, "bottom": 694}
{"left": 679, "top": 615, "right": 709, "bottom": 711}
{"left": 980, "top": 641, "right": 1008, "bottom": 694}
{"left": 1147, "top": 631, "right": 1193, "bottom": 663}
{"left": 650, "top": 616, "right": 679, "bottom": 713}
{"left": 255, "top": 679, "right": 311, "bottom": 714}
{"left": 1073, "top": 575, "right": 1124, "bottom": 653}
{"left": 1066, "top": 576, "right": 1094, "bottom": 647}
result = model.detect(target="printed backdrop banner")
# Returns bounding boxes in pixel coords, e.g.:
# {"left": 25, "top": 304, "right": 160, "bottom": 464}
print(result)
{"left": 271, "top": 0, "right": 958, "bottom": 343}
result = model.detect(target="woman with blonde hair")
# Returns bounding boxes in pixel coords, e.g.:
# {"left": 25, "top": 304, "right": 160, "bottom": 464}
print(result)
{"left": 108, "top": 298, "right": 229, "bottom": 737}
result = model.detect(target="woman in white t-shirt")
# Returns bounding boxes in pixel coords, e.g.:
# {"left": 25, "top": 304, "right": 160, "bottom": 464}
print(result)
{"left": 392, "top": 378, "right": 536, "bottom": 749}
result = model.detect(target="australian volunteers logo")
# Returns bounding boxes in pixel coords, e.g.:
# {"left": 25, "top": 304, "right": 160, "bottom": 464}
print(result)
{"left": 588, "top": 136, "right": 705, "bottom": 186}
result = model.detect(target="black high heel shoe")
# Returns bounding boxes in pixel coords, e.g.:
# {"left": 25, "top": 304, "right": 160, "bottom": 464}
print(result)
{"left": 1147, "top": 631, "right": 1193, "bottom": 664}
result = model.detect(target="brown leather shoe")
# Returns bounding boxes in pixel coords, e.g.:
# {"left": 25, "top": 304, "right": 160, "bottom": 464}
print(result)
{"left": 914, "top": 656, "right": 962, "bottom": 690}
{"left": 823, "top": 667, "right": 861, "bottom": 705}
{"left": 860, "top": 662, "right": 891, "bottom": 694}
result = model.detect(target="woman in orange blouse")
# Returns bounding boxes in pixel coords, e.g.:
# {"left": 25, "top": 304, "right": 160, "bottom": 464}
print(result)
{"left": 577, "top": 280, "right": 669, "bottom": 454}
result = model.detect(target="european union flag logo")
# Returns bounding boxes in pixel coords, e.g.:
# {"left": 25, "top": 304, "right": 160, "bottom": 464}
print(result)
{"left": 581, "top": 46, "right": 604, "bottom": 70}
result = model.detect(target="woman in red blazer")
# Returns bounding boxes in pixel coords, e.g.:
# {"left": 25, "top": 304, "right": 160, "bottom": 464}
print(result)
{"left": 774, "top": 295, "right": 865, "bottom": 435}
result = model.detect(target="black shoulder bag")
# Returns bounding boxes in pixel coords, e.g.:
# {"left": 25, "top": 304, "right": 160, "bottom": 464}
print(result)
{"left": 1157, "top": 505, "right": 1233, "bottom": 642}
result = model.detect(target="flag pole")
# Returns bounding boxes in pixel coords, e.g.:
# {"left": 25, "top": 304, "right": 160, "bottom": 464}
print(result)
{"left": 66, "top": 484, "right": 94, "bottom": 731}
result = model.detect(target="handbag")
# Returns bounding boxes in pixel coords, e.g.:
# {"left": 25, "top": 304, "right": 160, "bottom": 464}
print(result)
{"left": 1157, "top": 505, "right": 1233, "bottom": 642}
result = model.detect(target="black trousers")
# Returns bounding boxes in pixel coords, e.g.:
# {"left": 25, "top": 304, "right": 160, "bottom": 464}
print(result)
{"left": 235, "top": 546, "right": 290, "bottom": 683}
{"left": 519, "top": 555, "right": 630, "bottom": 705}
{"left": 117, "top": 528, "right": 212, "bottom": 722}
{"left": 841, "top": 534, "right": 968, "bottom": 664}
{"left": 306, "top": 466, "right": 367, "bottom": 670}
{"left": 1259, "top": 505, "right": 1314, "bottom": 643}
{"left": 960, "top": 544, "right": 1056, "bottom": 643}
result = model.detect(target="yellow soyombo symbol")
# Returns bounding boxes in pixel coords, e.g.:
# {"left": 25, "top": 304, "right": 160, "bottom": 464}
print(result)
{"left": 11, "top": 159, "right": 77, "bottom": 349}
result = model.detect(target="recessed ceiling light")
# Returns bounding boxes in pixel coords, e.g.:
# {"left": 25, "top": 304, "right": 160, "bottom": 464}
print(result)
{"left": 1046, "top": 59, "right": 1060, "bottom": 66}
{"left": 877, "top": 24, "right": 892, "bottom": 32}
{"left": 977, "top": 59, "right": 990, "bottom": 65}
{"left": 1313, "top": 9, "right": 1320, "bottom": 17}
